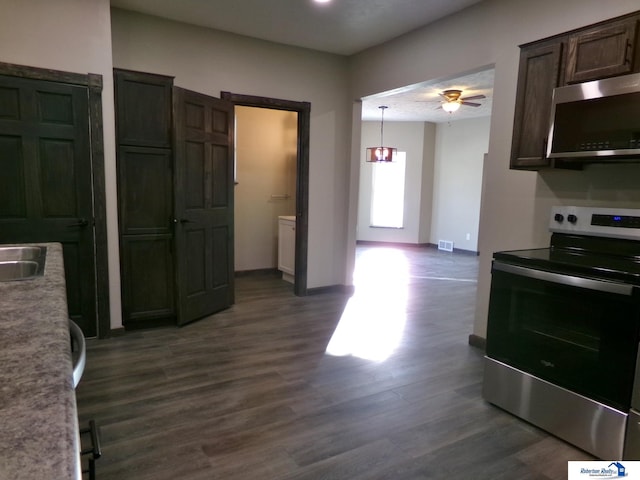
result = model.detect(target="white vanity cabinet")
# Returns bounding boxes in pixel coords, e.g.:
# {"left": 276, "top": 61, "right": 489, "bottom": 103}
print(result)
{"left": 278, "top": 216, "right": 296, "bottom": 283}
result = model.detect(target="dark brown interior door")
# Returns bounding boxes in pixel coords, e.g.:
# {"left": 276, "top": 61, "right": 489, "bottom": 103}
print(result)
{"left": 0, "top": 74, "right": 97, "bottom": 336}
{"left": 173, "top": 87, "right": 234, "bottom": 325}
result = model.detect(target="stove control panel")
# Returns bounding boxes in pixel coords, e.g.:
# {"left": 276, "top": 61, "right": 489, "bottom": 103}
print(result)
{"left": 550, "top": 206, "right": 640, "bottom": 240}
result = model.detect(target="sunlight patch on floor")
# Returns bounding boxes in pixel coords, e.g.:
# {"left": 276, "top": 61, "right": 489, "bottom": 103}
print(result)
{"left": 326, "top": 248, "right": 409, "bottom": 362}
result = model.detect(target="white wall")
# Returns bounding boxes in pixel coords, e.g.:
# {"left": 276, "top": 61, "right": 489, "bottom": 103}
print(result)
{"left": 348, "top": 0, "right": 640, "bottom": 340}
{"left": 431, "top": 117, "right": 490, "bottom": 252}
{"left": 0, "top": 0, "right": 123, "bottom": 330}
{"left": 234, "top": 106, "right": 297, "bottom": 271}
{"left": 111, "top": 9, "right": 351, "bottom": 291}
{"left": 357, "top": 121, "right": 434, "bottom": 243}
{"left": 418, "top": 123, "right": 436, "bottom": 244}
{"left": 357, "top": 117, "right": 487, "bottom": 252}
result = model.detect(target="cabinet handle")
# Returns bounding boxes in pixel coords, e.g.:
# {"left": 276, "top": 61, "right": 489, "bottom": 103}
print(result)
{"left": 493, "top": 261, "right": 633, "bottom": 295}
{"left": 625, "top": 41, "right": 632, "bottom": 65}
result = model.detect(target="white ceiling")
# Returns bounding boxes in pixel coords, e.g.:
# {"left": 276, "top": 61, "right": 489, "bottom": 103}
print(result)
{"left": 110, "top": 0, "right": 493, "bottom": 123}
{"left": 110, "top": 0, "right": 485, "bottom": 56}
{"left": 362, "top": 67, "right": 494, "bottom": 123}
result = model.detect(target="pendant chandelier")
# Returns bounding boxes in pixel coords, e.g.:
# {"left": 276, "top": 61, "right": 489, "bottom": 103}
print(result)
{"left": 366, "top": 106, "right": 397, "bottom": 162}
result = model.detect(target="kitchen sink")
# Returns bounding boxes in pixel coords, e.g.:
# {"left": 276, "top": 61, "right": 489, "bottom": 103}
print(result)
{"left": 0, "top": 246, "right": 46, "bottom": 281}
{"left": 0, "top": 246, "right": 45, "bottom": 262}
{"left": 0, "top": 261, "right": 42, "bottom": 281}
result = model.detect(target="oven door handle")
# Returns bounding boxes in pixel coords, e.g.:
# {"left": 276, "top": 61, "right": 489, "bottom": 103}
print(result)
{"left": 493, "top": 262, "right": 634, "bottom": 296}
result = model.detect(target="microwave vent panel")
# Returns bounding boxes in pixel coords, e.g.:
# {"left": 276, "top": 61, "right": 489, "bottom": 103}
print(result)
{"left": 438, "top": 240, "right": 454, "bottom": 252}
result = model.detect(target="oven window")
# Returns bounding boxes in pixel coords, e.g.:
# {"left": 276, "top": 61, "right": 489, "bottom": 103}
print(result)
{"left": 487, "top": 267, "right": 640, "bottom": 411}
{"left": 514, "top": 287, "right": 601, "bottom": 354}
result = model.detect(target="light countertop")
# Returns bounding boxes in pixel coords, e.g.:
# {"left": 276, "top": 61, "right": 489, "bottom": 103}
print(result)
{"left": 0, "top": 243, "right": 81, "bottom": 480}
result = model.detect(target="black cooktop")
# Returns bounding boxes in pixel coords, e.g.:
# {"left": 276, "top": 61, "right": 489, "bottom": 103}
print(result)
{"left": 494, "top": 233, "right": 640, "bottom": 285}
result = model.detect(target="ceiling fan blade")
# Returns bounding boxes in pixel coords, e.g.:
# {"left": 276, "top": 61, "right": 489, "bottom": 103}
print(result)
{"left": 461, "top": 101, "right": 481, "bottom": 107}
{"left": 460, "top": 94, "right": 486, "bottom": 101}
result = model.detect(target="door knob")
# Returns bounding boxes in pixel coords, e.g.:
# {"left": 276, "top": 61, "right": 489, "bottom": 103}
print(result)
{"left": 67, "top": 218, "right": 89, "bottom": 228}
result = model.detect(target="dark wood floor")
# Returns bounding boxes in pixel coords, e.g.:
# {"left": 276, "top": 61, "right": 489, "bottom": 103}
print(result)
{"left": 76, "top": 245, "right": 592, "bottom": 479}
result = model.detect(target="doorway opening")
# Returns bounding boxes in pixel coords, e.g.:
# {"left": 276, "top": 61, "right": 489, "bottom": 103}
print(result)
{"left": 357, "top": 67, "right": 494, "bottom": 253}
{"left": 234, "top": 106, "right": 297, "bottom": 283}
{"left": 221, "top": 92, "right": 310, "bottom": 296}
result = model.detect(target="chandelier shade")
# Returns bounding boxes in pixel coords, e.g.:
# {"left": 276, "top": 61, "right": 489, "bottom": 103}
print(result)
{"left": 366, "top": 106, "right": 397, "bottom": 163}
{"left": 366, "top": 146, "right": 398, "bottom": 162}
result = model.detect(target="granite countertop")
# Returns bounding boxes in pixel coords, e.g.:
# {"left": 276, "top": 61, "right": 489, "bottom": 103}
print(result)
{"left": 0, "top": 243, "right": 81, "bottom": 480}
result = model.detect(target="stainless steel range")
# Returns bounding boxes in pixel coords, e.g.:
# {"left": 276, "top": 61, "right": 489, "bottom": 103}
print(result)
{"left": 483, "top": 206, "right": 640, "bottom": 460}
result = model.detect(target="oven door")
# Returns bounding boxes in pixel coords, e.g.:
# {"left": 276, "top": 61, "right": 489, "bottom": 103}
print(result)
{"left": 486, "top": 261, "right": 640, "bottom": 412}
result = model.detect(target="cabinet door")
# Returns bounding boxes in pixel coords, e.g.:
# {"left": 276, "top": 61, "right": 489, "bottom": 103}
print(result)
{"left": 118, "top": 147, "right": 175, "bottom": 327}
{"left": 565, "top": 18, "right": 637, "bottom": 84}
{"left": 117, "top": 146, "right": 173, "bottom": 236}
{"left": 510, "top": 41, "right": 563, "bottom": 169}
{"left": 114, "top": 69, "right": 174, "bottom": 148}
{"left": 278, "top": 218, "right": 295, "bottom": 275}
{"left": 120, "top": 235, "right": 175, "bottom": 326}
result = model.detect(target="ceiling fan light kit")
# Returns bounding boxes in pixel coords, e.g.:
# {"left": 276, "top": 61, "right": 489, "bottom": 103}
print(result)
{"left": 439, "top": 89, "right": 485, "bottom": 113}
{"left": 366, "top": 106, "right": 397, "bottom": 162}
{"left": 442, "top": 101, "right": 461, "bottom": 113}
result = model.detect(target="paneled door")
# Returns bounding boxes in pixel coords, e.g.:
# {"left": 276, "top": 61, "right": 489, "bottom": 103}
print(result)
{"left": 114, "top": 69, "right": 176, "bottom": 329}
{"left": 173, "top": 87, "right": 235, "bottom": 325}
{"left": 0, "top": 74, "right": 96, "bottom": 336}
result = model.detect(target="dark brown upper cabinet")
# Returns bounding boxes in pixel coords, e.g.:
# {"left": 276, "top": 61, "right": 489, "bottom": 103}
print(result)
{"left": 510, "top": 40, "right": 564, "bottom": 170}
{"left": 565, "top": 17, "right": 638, "bottom": 84}
{"left": 510, "top": 10, "right": 640, "bottom": 171}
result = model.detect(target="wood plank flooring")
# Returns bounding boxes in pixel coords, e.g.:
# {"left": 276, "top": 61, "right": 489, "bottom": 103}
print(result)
{"left": 76, "top": 245, "right": 593, "bottom": 479}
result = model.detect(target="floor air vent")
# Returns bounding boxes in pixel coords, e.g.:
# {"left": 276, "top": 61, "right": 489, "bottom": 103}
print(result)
{"left": 438, "top": 240, "right": 454, "bottom": 252}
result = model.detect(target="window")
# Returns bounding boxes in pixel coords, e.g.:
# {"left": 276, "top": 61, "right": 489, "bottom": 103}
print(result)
{"left": 370, "top": 151, "right": 406, "bottom": 228}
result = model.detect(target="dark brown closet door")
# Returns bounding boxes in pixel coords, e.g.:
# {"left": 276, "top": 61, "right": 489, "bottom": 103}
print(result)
{"left": 0, "top": 74, "right": 97, "bottom": 336}
{"left": 114, "top": 69, "right": 176, "bottom": 329}
{"left": 173, "top": 87, "right": 234, "bottom": 325}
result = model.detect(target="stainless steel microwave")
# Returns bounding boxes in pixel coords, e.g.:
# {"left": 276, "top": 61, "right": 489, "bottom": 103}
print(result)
{"left": 547, "top": 72, "right": 640, "bottom": 160}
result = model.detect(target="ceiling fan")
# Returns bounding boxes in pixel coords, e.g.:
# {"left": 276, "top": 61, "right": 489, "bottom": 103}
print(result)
{"left": 439, "top": 89, "right": 486, "bottom": 112}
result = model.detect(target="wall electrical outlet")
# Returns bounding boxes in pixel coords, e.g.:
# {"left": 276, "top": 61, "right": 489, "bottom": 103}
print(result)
{"left": 466, "top": 233, "right": 470, "bottom": 240}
